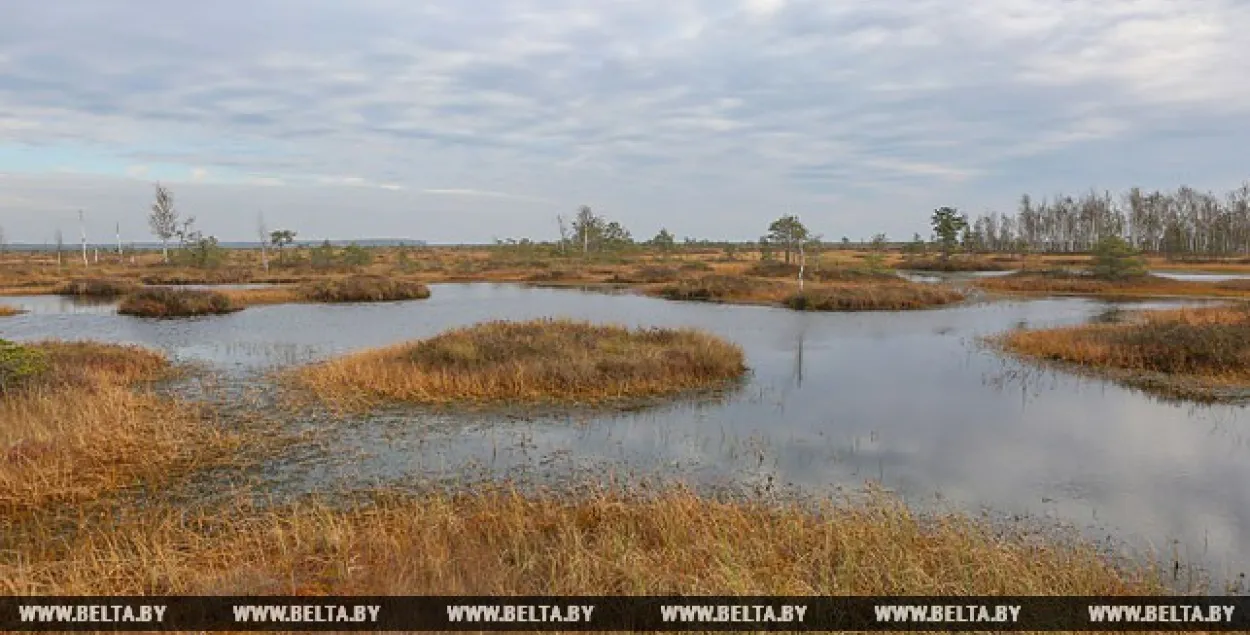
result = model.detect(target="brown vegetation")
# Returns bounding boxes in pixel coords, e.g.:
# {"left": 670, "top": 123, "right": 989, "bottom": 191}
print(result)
{"left": 976, "top": 270, "right": 1250, "bottom": 300}
{"left": 0, "top": 341, "right": 236, "bottom": 515}
{"left": 298, "top": 275, "right": 431, "bottom": 303}
{"left": 1, "top": 487, "right": 1165, "bottom": 597}
{"left": 56, "top": 277, "right": 139, "bottom": 297}
{"left": 995, "top": 305, "right": 1250, "bottom": 400}
{"left": 118, "top": 287, "right": 239, "bottom": 318}
{"left": 0, "top": 305, "right": 21, "bottom": 317}
{"left": 897, "top": 256, "right": 1012, "bottom": 272}
{"left": 292, "top": 319, "right": 747, "bottom": 409}
{"left": 785, "top": 284, "right": 965, "bottom": 311}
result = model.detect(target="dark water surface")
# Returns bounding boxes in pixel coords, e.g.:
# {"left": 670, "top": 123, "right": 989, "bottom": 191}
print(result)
{"left": 2, "top": 283, "right": 1247, "bottom": 588}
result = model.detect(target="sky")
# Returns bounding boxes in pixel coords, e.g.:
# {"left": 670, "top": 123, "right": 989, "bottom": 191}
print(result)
{"left": 2, "top": 0, "right": 1249, "bottom": 244}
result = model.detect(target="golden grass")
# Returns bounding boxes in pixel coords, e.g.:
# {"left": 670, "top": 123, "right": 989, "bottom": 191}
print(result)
{"left": 995, "top": 305, "right": 1250, "bottom": 399}
{"left": 976, "top": 271, "right": 1250, "bottom": 299}
{"left": 656, "top": 274, "right": 964, "bottom": 311}
{"left": 785, "top": 283, "right": 965, "bottom": 311}
{"left": 220, "top": 286, "right": 305, "bottom": 307}
{"left": 118, "top": 287, "right": 240, "bottom": 317}
{"left": 0, "top": 488, "right": 1165, "bottom": 597}
{"left": 897, "top": 256, "right": 1014, "bottom": 272}
{"left": 55, "top": 277, "right": 139, "bottom": 297}
{"left": 0, "top": 305, "right": 21, "bottom": 316}
{"left": 292, "top": 319, "right": 747, "bottom": 409}
{"left": 0, "top": 341, "right": 239, "bottom": 514}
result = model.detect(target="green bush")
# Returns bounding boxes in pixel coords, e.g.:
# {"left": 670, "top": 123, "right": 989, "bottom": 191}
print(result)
{"left": 0, "top": 339, "right": 48, "bottom": 393}
{"left": 1090, "top": 236, "right": 1148, "bottom": 280}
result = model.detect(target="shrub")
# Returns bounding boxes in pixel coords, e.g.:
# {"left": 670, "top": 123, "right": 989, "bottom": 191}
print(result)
{"left": 0, "top": 339, "right": 48, "bottom": 393}
{"left": 118, "top": 288, "right": 239, "bottom": 318}
{"left": 1090, "top": 236, "right": 1148, "bottom": 280}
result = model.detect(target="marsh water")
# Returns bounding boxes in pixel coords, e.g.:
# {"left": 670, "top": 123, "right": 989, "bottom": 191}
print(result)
{"left": 2, "top": 283, "right": 1248, "bottom": 589}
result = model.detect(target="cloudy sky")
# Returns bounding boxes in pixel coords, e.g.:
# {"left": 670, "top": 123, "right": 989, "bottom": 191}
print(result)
{"left": 2, "top": 0, "right": 1249, "bottom": 244}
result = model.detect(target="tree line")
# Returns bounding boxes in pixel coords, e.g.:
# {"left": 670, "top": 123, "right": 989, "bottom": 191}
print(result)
{"left": 960, "top": 182, "right": 1250, "bottom": 257}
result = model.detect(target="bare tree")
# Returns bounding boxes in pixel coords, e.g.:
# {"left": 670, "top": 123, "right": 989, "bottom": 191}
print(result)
{"left": 555, "top": 215, "right": 570, "bottom": 255}
{"left": 149, "top": 183, "right": 179, "bottom": 263}
{"left": 54, "top": 228, "right": 63, "bottom": 268}
{"left": 79, "top": 210, "right": 88, "bottom": 267}
{"left": 257, "top": 212, "right": 270, "bottom": 272}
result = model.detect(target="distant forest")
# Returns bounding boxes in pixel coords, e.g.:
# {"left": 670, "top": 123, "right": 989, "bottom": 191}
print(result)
{"left": 960, "top": 182, "right": 1250, "bottom": 257}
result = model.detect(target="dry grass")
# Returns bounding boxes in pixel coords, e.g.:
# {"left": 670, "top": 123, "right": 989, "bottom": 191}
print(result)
{"left": 292, "top": 319, "right": 747, "bottom": 409}
{"left": 785, "top": 284, "right": 965, "bottom": 311}
{"left": 0, "top": 305, "right": 21, "bottom": 317}
{"left": 118, "top": 287, "right": 240, "bottom": 317}
{"left": 56, "top": 277, "right": 139, "bottom": 297}
{"left": 976, "top": 270, "right": 1250, "bottom": 299}
{"left": 897, "top": 256, "right": 1013, "bottom": 272}
{"left": 298, "top": 275, "right": 431, "bottom": 303}
{"left": 996, "top": 305, "right": 1250, "bottom": 398}
{"left": 0, "top": 341, "right": 238, "bottom": 515}
{"left": 656, "top": 274, "right": 964, "bottom": 311}
{"left": 0, "top": 487, "right": 1166, "bottom": 598}
{"left": 220, "top": 286, "right": 305, "bottom": 307}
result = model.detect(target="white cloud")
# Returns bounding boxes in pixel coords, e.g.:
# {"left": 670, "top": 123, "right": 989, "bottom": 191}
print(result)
{"left": 0, "top": 0, "right": 1248, "bottom": 241}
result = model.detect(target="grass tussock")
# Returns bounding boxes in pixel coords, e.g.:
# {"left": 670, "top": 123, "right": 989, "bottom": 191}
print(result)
{"left": 0, "top": 341, "right": 236, "bottom": 514}
{"left": 785, "top": 283, "right": 965, "bottom": 311}
{"left": 298, "top": 275, "right": 431, "bottom": 303}
{"left": 293, "top": 319, "right": 746, "bottom": 409}
{"left": 56, "top": 277, "right": 139, "bottom": 297}
{"left": 997, "top": 305, "right": 1250, "bottom": 398}
{"left": 118, "top": 287, "right": 239, "bottom": 317}
{"left": 0, "top": 488, "right": 1165, "bottom": 597}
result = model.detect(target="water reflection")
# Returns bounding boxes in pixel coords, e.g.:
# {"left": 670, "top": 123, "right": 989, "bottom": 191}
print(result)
{"left": 2, "top": 283, "right": 1247, "bottom": 587}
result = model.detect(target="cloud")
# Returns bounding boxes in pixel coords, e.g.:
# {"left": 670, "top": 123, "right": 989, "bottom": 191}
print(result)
{"left": 0, "top": 0, "right": 1248, "bottom": 241}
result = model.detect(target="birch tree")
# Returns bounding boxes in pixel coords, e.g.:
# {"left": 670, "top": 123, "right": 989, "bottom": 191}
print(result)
{"left": 149, "top": 183, "right": 179, "bottom": 263}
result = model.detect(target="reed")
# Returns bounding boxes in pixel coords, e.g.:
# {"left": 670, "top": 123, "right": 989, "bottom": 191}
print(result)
{"left": 292, "top": 319, "right": 747, "bottom": 409}
{"left": 118, "top": 287, "right": 239, "bottom": 317}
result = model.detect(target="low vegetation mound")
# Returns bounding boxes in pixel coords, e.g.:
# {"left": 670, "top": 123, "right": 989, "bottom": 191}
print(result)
{"left": 6, "top": 489, "right": 1164, "bottom": 595}
{"left": 974, "top": 270, "right": 1225, "bottom": 298}
{"left": 118, "top": 288, "right": 238, "bottom": 318}
{"left": 996, "top": 305, "right": 1250, "bottom": 401}
{"left": 56, "top": 278, "right": 139, "bottom": 297}
{"left": 298, "top": 275, "right": 431, "bottom": 303}
{"left": 784, "top": 283, "right": 965, "bottom": 311}
{"left": 657, "top": 275, "right": 782, "bottom": 303}
{"left": 0, "top": 305, "right": 22, "bottom": 317}
{"left": 293, "top": 319, "right": 747, "bottom": 408}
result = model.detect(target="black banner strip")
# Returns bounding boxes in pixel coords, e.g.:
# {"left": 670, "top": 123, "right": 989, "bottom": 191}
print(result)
{"left": 0, "top": 596, "right": 1246, "bottom": 631}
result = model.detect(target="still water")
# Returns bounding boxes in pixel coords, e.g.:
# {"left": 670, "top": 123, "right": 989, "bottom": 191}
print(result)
{"left": 2, "top": 284, "right": 1247, "bottom": 587}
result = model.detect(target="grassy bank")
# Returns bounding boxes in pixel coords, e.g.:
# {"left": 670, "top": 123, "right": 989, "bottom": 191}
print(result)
{"left": 656, "top": 274, "right": 964, "bottom": 311}
{"left": 1, "top": 488, "right": 1164, "bottom": 597}
{"left": 975, "top": 270, "right": 1250, "bottom": 300}
{"left": 56, "top": 277, "right": 139, "bottom": 297}
{"left": 292, "top": 319, "right": 747, "bottom": 409}
{"left": 299, "top": 275, "right": 431, "bottom": 303}
{"left": 896, "top": 256, "right": 1014, "bottom": 272}
{"left": 118, "top": 287, "right": 239, "bottom": 317}
{"left": 0, "top": 340, "right": 237, "bottom": 514}
{"left": 994, "top": 305, "right": 1250, "bottom": 401}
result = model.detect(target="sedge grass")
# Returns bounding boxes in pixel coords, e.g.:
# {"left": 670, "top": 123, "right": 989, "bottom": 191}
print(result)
{"left": 292, "top": 319, "right": 747, "bottom": 409}
{"left": 118, "top": 287, "right": 240, "bottom": 317}
{"left": 0, "top": 487, "right": 1168, "bottom": 598}
{"left": 994, "top": 305, "right": 1250, "bottom": 400}
{"left": 56, "top": 277, "right": 139, "bottom": 297}
{"left": 298, "top": 275, "right": 431, "bottom": 303}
